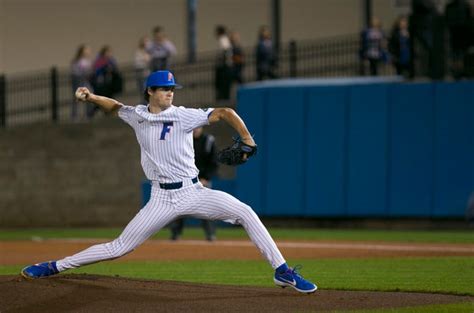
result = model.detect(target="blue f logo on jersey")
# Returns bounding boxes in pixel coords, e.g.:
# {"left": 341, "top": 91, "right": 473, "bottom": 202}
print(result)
{"left": 160, "top": 122, "right": 173, "bottom": 140}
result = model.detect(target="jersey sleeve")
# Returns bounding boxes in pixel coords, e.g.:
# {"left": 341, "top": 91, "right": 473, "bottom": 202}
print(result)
{"left": 180, "top": 107, "right": 215, "bottom": 132}
{"left": 118, "top": 104, "right": 136, "bottom": 126}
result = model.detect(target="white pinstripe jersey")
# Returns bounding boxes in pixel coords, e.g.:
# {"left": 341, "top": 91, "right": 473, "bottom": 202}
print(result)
{"left": 118, "top": 104, "right": 215, "bottom": 183}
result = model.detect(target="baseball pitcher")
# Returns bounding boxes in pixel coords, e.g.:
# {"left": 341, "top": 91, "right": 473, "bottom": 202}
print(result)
{"left": 21, "top": 70, "right": 317, "bottom": 294}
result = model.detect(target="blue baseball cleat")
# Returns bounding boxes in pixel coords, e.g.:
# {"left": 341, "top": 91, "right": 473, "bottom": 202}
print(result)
{"left": 21, "top": 261, "right": 59, "bottom": 279}
{"left": 274, "top": 264, "right": 317, "bottom": 294}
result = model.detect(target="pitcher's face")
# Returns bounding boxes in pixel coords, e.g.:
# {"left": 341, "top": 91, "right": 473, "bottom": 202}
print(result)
{"left": 149, "top": 87, "right": 174, "bottom": 107}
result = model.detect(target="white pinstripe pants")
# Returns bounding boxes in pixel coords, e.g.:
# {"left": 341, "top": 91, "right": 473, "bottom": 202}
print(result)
{"left": 57, "top": 183, "right": 286, "bottom": 271}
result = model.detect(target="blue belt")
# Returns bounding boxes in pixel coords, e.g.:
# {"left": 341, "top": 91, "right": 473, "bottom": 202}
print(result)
{"left": 159, "top": 177, "right": 198, "bottom": 190}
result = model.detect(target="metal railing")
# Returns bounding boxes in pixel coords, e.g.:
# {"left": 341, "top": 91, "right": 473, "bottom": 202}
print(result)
{"left": 0, "top": 34, "right": 397, "bottom": 128}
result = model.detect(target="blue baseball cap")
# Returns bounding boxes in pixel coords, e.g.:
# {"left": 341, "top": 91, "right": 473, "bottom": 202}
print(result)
{"left": 145, "top": 70, "right": 183, "bottom": 89}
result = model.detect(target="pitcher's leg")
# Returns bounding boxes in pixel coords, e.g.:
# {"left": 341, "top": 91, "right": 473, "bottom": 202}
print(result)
{"left": 188, "top": 187, "right": 285, "bottom": 269}
{"left": 57, "top": 195, "right": 176, "bottom": 271}
{"left": 228, "top": 202, "right": 285, "bottom": 269}
{"left": 186, "top": 186, "right": 317, "bottom": 294}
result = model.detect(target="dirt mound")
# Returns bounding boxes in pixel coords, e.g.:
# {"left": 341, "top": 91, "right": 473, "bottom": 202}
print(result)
{"left": 1, "top": 274, "right": 471, "bottom": 313}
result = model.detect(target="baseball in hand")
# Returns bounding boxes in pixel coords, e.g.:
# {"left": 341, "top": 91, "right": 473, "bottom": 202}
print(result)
{"left": 75, "top": 89, "right": 88, "bottom": 101}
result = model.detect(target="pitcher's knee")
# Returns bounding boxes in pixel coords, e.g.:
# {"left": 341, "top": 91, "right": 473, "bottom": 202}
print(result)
{"left": 105, "top": 238, "right": 135, "bottom": 259}
{"left": 235, "top": 204, "right": 260, "bottom": 226}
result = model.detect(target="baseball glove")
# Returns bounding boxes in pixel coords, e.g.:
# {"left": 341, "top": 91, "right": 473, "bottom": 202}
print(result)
{"left": 217, "top": 137, "right": 258, "bottom": 166}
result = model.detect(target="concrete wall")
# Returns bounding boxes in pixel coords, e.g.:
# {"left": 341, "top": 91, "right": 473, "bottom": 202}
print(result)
{"left": 0, "top": 0, "right": 418, "bottom": 74}
{"left": 0, "top": 118, "right": 143, "bottom": 226}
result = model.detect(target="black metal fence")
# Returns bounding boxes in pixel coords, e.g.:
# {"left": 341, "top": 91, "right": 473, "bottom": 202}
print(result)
{"left": 0, "top": 34, "right": 397, "bottom": 128}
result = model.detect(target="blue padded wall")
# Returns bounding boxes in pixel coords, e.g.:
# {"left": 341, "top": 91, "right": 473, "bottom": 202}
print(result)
{"left": 305, "top": 86, "right": 348, "bottom": 216}
{"left": 388, "top": 83, "right": 435, "bottom": 216}
{"left": 235, "top": 78, "right": 474, "bottom": 218}
{"left": 347, "top": 84, "right": 389, "bottom": 216}
{"left": 432, "top": 82, "right": 474, "bottom": 217}
{"left": 265, "top": 87, "right": 306, "bottom": 215}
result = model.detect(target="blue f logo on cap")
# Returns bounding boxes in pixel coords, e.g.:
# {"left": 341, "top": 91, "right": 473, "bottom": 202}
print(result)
{"left": 146, "top": 70, "right": 183, "bottom": 89}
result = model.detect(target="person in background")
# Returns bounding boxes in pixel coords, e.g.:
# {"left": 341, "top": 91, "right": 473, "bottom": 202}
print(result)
{"left": 409, "top": 0, "right": 439, "bottom": 79}
{"left": 90, "top": 46, "right": 122, "bottom": 119}
{"left": 71, "top": 44, "right": 93, "bottom": 121}
{"left": 444, "top": 0, "right": 472, "bottom": 79}
{"left": 170, "top": 126, "right": 219, "bottom": 241}
{"left": 214, "top": 25, "right": 233, "bottom": 101}
{"left": 134, "top": 36, "right": 151, "bottom": 96}
{"left": 148, "top": 26, "right": 177, "bottom": 72}
{"left": 230, "top": 31, "right": 245, "bottom": 85}
{"left": 389, "top": 16, "right": 412, "bottom": 77}
{"left": 467, "top": 192, "right": 474, "bottom": 227}
{"left": 359, "top": 17, "right": 386, "bottom": 76}
{"left": 256, "top": 26, "right": 277, "bottom": 81}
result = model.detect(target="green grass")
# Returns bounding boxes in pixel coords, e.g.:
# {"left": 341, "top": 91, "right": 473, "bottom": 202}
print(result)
{"left": 1, "top": 227, "right": 473, "bottom": 243}
{"left": 3, "top": 257, "right": 473, "bottom": 296}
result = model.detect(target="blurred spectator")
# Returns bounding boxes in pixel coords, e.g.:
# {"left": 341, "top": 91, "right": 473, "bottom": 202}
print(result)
{"left": 134, "top": 36, "right": 151, "bottom": 96}
{"left": 359, "top": 17, "right": 387, "bottom": 76}
{"left": 467, "top": 192, "right": 474, "bottom": 227}
{"left": 230, "top": 31, "right": 245, "bottom": 84}
{"left": 444, "top": 0, "right": 473, "bottom": 79}
{"left": 256, "top": 26, "right": 277, "bottom": 81}
{"left": 410, "top": 0, "right": 437, "bottom": 51}
{"left": 148, "top": 26, "right": 177, "bottom": 72}
{"left": 410, "top": 0, "right": 442, "bottom": 79}
{"left": 90, "top": 45, "right": 122, "bottom": 118}
{"left": 214, "top": 25, "right": 233, "bottom": 100}
{"left": 389, "top": 16, "right": 412, "bottom": 77}
{"left": 71, "top": 44, "right": 93, "bottom": 121}
{"left": 170, "top": 127, "right": 218, "bottom": 241}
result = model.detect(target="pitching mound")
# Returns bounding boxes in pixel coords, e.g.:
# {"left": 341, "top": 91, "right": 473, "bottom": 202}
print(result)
{"left": 1, "top": 274, "right": 471, "bottom": 312}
